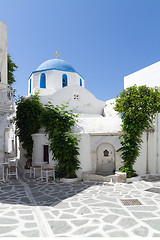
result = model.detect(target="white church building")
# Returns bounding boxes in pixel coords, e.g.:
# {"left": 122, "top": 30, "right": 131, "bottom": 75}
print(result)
{"left": 27, "top": 53, "right": 160, "bottom": 179}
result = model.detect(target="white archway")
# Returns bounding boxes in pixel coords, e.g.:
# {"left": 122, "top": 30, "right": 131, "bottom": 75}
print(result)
{"left": 96, "top": 142, "right": 115, "bottom": 176}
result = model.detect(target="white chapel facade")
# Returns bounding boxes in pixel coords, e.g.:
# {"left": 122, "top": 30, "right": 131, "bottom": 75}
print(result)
{"left": 27, "top": 52, "right": 160, "bottom": 179}
{"left": 28, "top": 54, "right": 123, "bottom": 179}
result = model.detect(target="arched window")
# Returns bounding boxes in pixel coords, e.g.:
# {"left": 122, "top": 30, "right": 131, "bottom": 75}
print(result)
{"left": 29, "top": 79, "right": 31, "bottom": 93}
{"left": 40, "top": 73, "right": 46, "bottom": 88}
{"left": 80, "top": 78, "right": 82, "bottom": 86}
{"left": 62, "top": 74, "right": 67, "bottom": 87}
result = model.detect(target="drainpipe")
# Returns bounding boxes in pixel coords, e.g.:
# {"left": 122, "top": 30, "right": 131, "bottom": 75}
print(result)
{"left": 146, "top": 130, "right": 149, "bottom": 174}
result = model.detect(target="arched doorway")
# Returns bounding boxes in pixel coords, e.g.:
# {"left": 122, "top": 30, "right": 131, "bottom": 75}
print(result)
{"left": 97, "top": 143, "right": 115, "bottom": 176}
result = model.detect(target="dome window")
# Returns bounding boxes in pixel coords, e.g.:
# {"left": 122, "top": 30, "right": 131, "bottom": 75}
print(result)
{"left": 62, "top": 74, "right": 68, "bottom": 88}
{"left": 40, "top": 73, "right": 46, "bottom": 88}
{"left": 29, "top": 79, "right": 32, "bottom": 93}
{"left": 80, "top": 78, "right": 82, "bottom": 86}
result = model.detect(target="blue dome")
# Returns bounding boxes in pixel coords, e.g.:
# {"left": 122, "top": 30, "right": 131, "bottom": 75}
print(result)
{"left": 36, "top": 59, "right": 76, "bottom": 73}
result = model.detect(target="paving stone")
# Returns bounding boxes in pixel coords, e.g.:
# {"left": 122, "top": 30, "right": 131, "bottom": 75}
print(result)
{"left": 109, "top": 230, "right": 129, "bottom": 237}
{"left": 110, "top": 208, "right": 129, "bottom": 216}
{"left": 88, "top": 233, "right": 104, "bottom": 237}
{"left": 90, "top": 202, "right": 121, "bottom": 208}
{"left": 71, "top": 219, "right": 89, "bottom": 226}
{"left": 144, "top": 219, "right": 160, "bottom": 231}
{"left": 73, "top": 226, "right": 97, "bottom": 235}
{"left": 126, "top": 206, "right": 158, "bottom": 211}
{"left": 49, "top": 220, "right": 72, "bottom": 234}
{"left": 64, "top": 208, "right": 76, "bottom": 213}
{"left": 71, "top": 202, "right": 82, "bottom": 207}
{"left": 60, "top": 213, "right": 76, "bottom": 219}
{"left": 0, "top": 226, "right": 18, "bottom": 234}
{"left": 24, "top": 222, "right": 37, "bottom": 228}
{"left": 133, "top": 226, "right": 149, "bottom": 237}
{"left": 103, "top": 214, "right": 119, "bottom": 223}
{"left": 51, "top": 210, "right": 60, "bottom": 216}
{"left": 20, "top": 215, "right": 34, "bottom": 220}
{"left": 118, "top": 217, "right": 138, "bottom": 229}
{"left": 97, "top": 195, "right": 118, "bottom": 203}
{"left": 0, "top": 217, "right": 18, "bottom": 224}
{"left": 83, "top": 213, "right": 103, "bottom": 219}
{"left": 44, "top": 212, "right": 53, "bottom": 219}
{"left": 5, "top": 211, "right": 16, "bottom": 217}
{"left": 1, "top": 186, "right": 13, "bottom": 191}
{"left": 91, "top": 219, "right": 101, "bottom": 224}
{"left": 18, "top": 210, "right": 32, "bottom": 214}
{"left": 77, "top": 206, "right": 91, "bottom": 215}
{"left": 21, "top": 230, "right": 40, "bottom": 237}
{"left": 132, "top": 211, "right": 157, "bottom": 219}
{"left": 103, "top": 224, "right": 117, "bottom": 231}
{"left": 20, "top": 197, "right": 31, "bottom": 203}
{"left": 54, "top": 202, "right": 70, "bottom": 209}
{"left": 39, "top": 207, "right": 50, "bottom": 212}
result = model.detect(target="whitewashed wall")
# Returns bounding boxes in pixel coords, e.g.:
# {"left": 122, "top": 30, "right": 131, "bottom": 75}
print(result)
{"left": 124, "top": 61, "right": 160, "bottom": 89}
{"left": 0, "top": 21, "right": 7, "bottom": 88}
{"left": 0, "top": 114, "right": 7, "bottom": 163}
{"left": 134, "top": 113, "right": 160, "bottom": 175}
{"left": 32, "top": 133, "right": 55, "bottom": 168}
{"left": 40, "top": 85, "right": 105, "bottom": 115}
{"left": 28, "top": 70, "right": 84, "bottom": 96}
{"left": 124, "top": 62, "right": 160, "bottom": 175}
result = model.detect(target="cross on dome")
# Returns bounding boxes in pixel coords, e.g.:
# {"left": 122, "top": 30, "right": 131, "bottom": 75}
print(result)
{"left": 53, "top": 50, "right": 61, "bottom": 59}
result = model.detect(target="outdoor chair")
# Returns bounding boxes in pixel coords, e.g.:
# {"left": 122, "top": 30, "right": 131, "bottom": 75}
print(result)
{"left": 30, "top": 163, "right": 42, "bottom": 178}
{"left": 7, "top": 157, "right": 18, "bottom": 180}
{"left": 41, "top": 168, "right": 55, "bottom": 182}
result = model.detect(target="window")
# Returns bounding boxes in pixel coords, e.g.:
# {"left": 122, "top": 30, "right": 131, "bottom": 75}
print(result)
{"left": 29, "top": 79, "right": 31, "bottom": 93}
{"left": 12, "top": 140, "right": 14, "bottom": 152}
{"left": 40, "top": 73, "right": 46, "bottom": 88}
{"left": 74, "top": 94, "right": 79, "bottom": 100}
{"left": 80, "top": 78, "right": 82, "bottom": 86}
{"left": 62, "top": 74, "right": 67, "bottom": 87}
{"left": 43, "top": 145, "right": 49, "bottom": 163}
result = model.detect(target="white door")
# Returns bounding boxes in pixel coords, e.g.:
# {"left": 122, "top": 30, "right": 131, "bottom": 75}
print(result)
{"left": 97, "top": 143, "right": 115, "bottom": 176}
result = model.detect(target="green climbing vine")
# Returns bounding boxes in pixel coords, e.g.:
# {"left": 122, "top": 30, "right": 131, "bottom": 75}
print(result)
{"left": 41, "top": 102, "right": 80, "bottom": 178}
{"left": 114, "top": 85, "right": 160, "bottom": 177}
{"left": 15, "top": 94, "right": 80, "bottom": 178}
{"left": 15, "top": 93, "right": 43, "bottom": 168}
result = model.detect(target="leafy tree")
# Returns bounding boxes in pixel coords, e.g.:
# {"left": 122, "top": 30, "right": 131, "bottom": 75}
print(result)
{"left": 114, "top": 85, "right": 160, "bottom": 177}
{"left": 15, "top": 93, "right": 43, "bottom": 168}
{"left": 8, "top": 54, "right": 18, "bottom": 86}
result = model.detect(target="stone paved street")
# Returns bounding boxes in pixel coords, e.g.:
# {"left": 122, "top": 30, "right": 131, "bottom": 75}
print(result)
{"left": 0, "top": 170, "right": 160, "bottom": 237}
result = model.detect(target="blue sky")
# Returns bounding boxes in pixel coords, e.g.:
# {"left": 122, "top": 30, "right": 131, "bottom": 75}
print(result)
{"left": 1, "top": 0, "right": 160, "bottom": 101}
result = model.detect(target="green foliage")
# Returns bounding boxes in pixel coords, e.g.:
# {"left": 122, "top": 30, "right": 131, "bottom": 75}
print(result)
{"left": 8, "top": 54, "right": 18, "bottom": 86}
{"left": 41, "top": 102, "right": 80, "bottom": 178}
{"left": 15, "top": 93, "right": 43, "bottom": 168}
{"left": 114, "top": 85, "right": 160, "bottom": 177}
{"left": 15, "top": 95, "right": 80, "bottom": 177}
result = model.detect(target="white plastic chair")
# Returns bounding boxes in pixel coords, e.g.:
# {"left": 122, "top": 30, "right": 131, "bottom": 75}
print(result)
{"left": 7, "top": 157, "right": 18, "bottom": 180}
